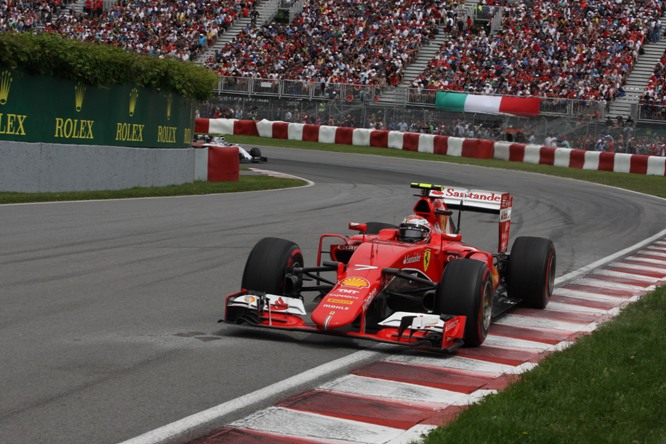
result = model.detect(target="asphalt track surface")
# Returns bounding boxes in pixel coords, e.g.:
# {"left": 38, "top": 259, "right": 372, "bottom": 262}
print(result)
{"left": 1, "top": 147, "right": 664, "bottom": 444}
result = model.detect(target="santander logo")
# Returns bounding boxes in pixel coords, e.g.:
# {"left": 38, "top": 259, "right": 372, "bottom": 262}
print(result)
{"left": 445, "top": 188, "right": 501, "bottom": 202}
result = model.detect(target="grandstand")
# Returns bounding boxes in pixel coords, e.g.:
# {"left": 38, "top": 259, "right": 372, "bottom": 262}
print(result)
{"left": 3, "top": 0, "right": 666, "bottom": 153}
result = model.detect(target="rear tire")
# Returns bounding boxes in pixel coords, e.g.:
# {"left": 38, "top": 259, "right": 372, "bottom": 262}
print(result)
{"left": 434, "top": 259, "right": 493, "bottom": 347}
{"left": 508, "top": 236, "right": 556, "bottom": 309}
{"left": 241, "top": 237, "right": 303, "bottom": 295}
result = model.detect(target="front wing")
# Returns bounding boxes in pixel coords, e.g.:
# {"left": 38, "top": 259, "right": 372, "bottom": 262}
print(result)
{"left": 223, "top": 291, "right": 467, "bottom": 352}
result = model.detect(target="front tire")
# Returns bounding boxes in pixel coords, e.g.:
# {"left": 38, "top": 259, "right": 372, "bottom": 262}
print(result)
{"left": 241, "top": 237, "right": 303, "bottom": 296}
{"left": 434, "top": 259, "right": 493, "bottom": 347}
{"left": 508, "top": 236, "right": 556, "bottom": 309}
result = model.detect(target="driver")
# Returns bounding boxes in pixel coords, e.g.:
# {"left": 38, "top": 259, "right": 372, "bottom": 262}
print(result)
{"left": 398, "top": 215, "right": 431, "bottom": 243}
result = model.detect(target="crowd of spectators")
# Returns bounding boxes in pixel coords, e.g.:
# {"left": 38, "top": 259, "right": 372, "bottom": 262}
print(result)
{"left": 204, "top": 0, "right": 459, "bottom": 86}
{"left": 571, "top": 132, "right": 665, "bottom": 156}
{"left": 1, "top": 0, "right": 75, "bottom": 32}
{"left": 4, "top": 0, "right": 666, "bottom": 153}
{"left": 2, "top": 0, "right": 251, "bottom": 61}
{"left": 3, "top": 0, "right": 665, "bottom": 102}
{"left": 410, "top": 0, "right": 663, "bottom": 102}
{"left": 639, "top": 48, "right": 666, "bottom": 119}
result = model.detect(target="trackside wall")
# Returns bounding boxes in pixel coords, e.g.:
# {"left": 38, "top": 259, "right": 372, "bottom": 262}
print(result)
{"left": 0, "top": 141, "right": 206, "bottom": 192}
{"left": 195, "top": 118, "right": 666, "bottom": 176}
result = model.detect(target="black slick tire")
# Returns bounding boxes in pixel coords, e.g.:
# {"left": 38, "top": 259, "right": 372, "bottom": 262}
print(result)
{"left": 508, "top": 236, "right": 556, "bottom": 309}
{"left": 434, "top": 259, "right": 493, "bottom": 347}
{"left": 241, "top": 237, "right": 303, "bottom": 295}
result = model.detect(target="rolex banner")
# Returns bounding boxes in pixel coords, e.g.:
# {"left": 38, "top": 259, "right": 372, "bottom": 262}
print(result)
{"left": 0, "top": 68, "right": 195, "bottom": 147}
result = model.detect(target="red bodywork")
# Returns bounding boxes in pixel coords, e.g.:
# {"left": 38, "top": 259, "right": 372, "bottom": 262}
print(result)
{"left": 224, "top": 184, "right": 513, "bottom": 352}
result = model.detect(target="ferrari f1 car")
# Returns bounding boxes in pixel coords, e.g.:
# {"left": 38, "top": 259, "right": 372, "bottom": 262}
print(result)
{"left": 223, "top": 183, "right": 556, "bottom": 351}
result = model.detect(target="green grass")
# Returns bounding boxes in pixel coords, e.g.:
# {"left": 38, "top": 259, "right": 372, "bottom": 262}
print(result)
{"left": 423, "top": 286, "right": 666, "bottom": 444}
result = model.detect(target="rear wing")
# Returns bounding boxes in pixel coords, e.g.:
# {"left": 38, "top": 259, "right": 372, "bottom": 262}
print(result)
{"left": 410, "top": 183, "right": 512, "bottom": 253}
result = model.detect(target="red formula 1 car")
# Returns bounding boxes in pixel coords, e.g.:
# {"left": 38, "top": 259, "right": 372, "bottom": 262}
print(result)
{"left": 223, "top": 183, "right": 556, "bottom": 351}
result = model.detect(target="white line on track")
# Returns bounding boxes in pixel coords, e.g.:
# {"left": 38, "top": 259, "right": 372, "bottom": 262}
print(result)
{"left": 545, "top": 301, "right": 611, "bottom": 314}
{"left": 592, "top": 268, "right": 660, "bottom": 282}
{"left": 483, "top": 334, "right": 555, "bottom": 351}
{"left": 117, "top": 349, "right": 382, "bottom": 444}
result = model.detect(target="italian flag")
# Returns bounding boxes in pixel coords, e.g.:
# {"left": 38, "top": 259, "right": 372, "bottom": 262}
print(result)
{"left": 435, "top": 92, "right": 540, "bottom": 117}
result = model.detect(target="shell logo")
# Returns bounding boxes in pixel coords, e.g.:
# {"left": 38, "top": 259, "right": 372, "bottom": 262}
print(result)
{"left": 340, "top": 277, "right": 370, "bottom": 288}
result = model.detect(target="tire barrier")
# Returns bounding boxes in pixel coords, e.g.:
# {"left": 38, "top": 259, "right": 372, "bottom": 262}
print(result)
{"left": 194, "top": 118, "right": 666, "bottom": 176}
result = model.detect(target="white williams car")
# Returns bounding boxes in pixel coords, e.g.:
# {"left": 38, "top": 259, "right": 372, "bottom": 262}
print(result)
{"left": 193, "top": 135, "right": 267, "bottom": 163}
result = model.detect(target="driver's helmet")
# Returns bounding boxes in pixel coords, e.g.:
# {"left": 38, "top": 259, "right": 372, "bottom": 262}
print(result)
{"left": 398, "top": 215, "right": 431, "bottom": 243}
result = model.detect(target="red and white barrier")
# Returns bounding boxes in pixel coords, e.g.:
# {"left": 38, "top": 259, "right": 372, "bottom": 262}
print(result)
{"left": 195, "top": 118, "right": 666, "bottom": 176}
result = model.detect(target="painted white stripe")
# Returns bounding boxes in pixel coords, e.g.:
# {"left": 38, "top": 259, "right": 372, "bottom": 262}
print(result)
{"left": 320, "top": 374, "right": 469, "bottom": 405}
{"left": 417, "top": 133, "right": 435, "bottom": 154}
{"left": 610, "top": 261, "right": 666, "bottom": 273}
{"left": 646, "top": 155, "right": 666, "bottom": 175}
{"left": 546, "top": 301, "right": 610, "bottom": 314}
{"left": 447, "top": 137, "right": 464, "bottom": 157}
{"left": 288, "top": 122, "right": 304, "bottom": 141}
{"left": 318, "top": 125, "right": 336, "bottom": 144}
{"left": 352, "top": 128, "right": 372, "bottom": 146}
{"left": 553, "top": 287, "right": 630, "bottom": 304}
{"left": 583, "top": 151, "right": 601, "bottom": 171}
{"left": 483, "top": 334, "right": 553, "bottom": 351}
{"left": 493, "top": 142, "right": 511, "bottom": 161}
{"left": 230, "top": 406, "right": 402, "bottom": 444}
{"left": 574, "top": 277, "right": 647, "bottom": 291}
{"left": 494, "top": 313, "right": 591, "bottom": 332}
{"left": 523, "top": 145, "right": 542, "bottom": 164}
{"left": 592, "top": 268, "right": 658, "bottom": 283}
{"left": 255, "top": 119, "right": 275, "bottom": 138}
{"left": 388, "top": 131, "right": 405, "bottom": 150}
{"left": 386, "top": 354, "right": 537, "bottom": 376}
{"left": 641, "top": 248, "right": 666, "bottom": 258}
{"left": 624, "top": 256, "right": 666, "bottom": 267}
{"left": 208, "top": 118, "right": 236, "bottom": 135}
{"left": 554, "top": 148, "right": 572, "bottom": 168}
{"left": 613, "top": 153, "right": 632, "bottom": 173}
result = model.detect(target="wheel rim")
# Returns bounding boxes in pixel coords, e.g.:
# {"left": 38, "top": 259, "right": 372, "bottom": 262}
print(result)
{"left": 482, "top": 281, "right": 493, "bottom": 330}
